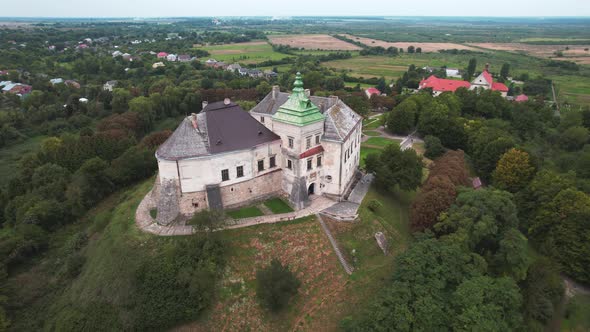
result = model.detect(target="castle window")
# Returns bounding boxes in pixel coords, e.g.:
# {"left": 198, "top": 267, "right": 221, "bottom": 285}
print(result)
{"left": 287, "top": 159, "right": 292, "bottom": 170}
{"left": 258, "top": 159, "right": 265, "bottom": 172}
{"left": 221, "top": 169, "right": 229, "bottom": 181}
{"left": 317, "top": 155, "right": 322, "bottom": 167}
{"left": 236, "top": 166, "right": 244, "bottom": 178}
{"left": 288, "top": 137, "right": 294, "bottom": 148}
{"left": 307, "top": 158, "right": 312, "bottom": 171}
{"left": 315, "top": 135, "right": 320, "bottom": 145}
{"left": 261, "top": 116, "right": 265, "bottom": 123}
{"left": 306, "top": 136, "right": 311, "bottom": 149}
{"left": 270, "top": 156, "right": 276, "bottom": 168}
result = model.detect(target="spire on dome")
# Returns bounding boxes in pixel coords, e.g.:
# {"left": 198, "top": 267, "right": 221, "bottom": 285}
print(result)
{"left": 272, "top": 72, "right": 325, "bottom": 126}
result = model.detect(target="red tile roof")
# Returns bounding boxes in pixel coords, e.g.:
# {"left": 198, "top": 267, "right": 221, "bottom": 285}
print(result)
{"left": 157, "top": 52, "right": 168, "bottom": 57}
{"left": 491, "top": 82, "right": 509, "bottom": 92}
{"left": 365, "top": 87, "right": 381, "bottom": 95}
{"left": 515, "top": 94, "right": 529, "bottom": 102}
{"left": 419, "top": 75, "right": 471, "bottom": 92}
{"left": 300, "top": 145, "right": 324, "bottom": 159}
{"left": 482, "top": 70, "right": 493, "bottom": 85}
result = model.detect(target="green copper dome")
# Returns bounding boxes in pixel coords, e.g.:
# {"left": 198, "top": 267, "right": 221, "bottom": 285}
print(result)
{"left": 272, "top": 72, "right": 325, "bottom": 126}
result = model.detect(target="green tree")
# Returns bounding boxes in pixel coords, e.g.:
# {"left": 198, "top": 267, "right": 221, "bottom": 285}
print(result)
{"left": 256, "top": 259, "right": 301, "bottom": 312}
{"left": 465, "top": 58, "right": 477, "bottom": 80}
{"left": 500, "top": 63, "right": 510, "bottom": 79}
{"left": 365, "top": 143, "right": 423, "bottom": 192}
{"left": 424, "top": 135, "right": 444, "bottom": 159}
{"left": 560, "top": 125, "right": 589, "bottom": 151}
{"left": 111, "top": 88, "right": 132, "bottom": 113}
{"left": 128, "top": 96, "right": 155, "bottom": 135}
{"left": 452, "top": 276, "right": 523, "bottom": 331}
{"left": 387, "top": 99, "right": 417, "bottom": 135}
{"left": 492, "top": 148, "right": 535, "bottom": 193}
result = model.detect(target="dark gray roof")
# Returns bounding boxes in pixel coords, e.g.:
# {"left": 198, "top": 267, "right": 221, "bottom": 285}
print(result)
{"left": 156, "top": 101, "right": 280, "bottom": 161}
{"left": 251, "top": 91, "right": 361, "bottom": 142}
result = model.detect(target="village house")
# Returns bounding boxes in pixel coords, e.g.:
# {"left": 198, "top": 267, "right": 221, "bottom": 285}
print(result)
{"left": 419, "top": 65, "right": 509, "bottom": 97}
{"left": 65, "top": 80, "right": 81, "bottom": 89}
{"left": 49, "top": 78, "right": 64, "bottom": 85}
{"left": 178, "top": 54, "right": 192, "bottom": 62}
{"left": 166, "top": 54, "right": 178, "bottom": 62}
{"left": 157, "top": 52, "right": 168, "bottom": 59}
{"left": 364, "top": 87, "right": 381, "bottom": 99}
{"left": 152, "top": 62, "right": 166, "bottom": 69}
{"left": 2, "top": 83, "right": 32, "bottom": 96}
{"left": 103, "top": 80, "right": 118, "bottom": 91}
{"left": 227, "top": 63, "right": 242, "bottom": 72}
{"left": 112, "top": 50, "right": 123, "bottom": 57}
{"left": 205, "top": 59, "right": 218, "bottom": 67}
{"left": 153, "top": 73, "right": 362, "bottom": 224}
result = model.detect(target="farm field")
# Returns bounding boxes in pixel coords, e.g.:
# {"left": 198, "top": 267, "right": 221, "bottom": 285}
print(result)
{"left": 469, "top": 42, "right": 590, "bottom": 60}
{"left": 341, "top": 34, "right": 478, "bottom": 52}
{"left": 198, "top": 41, "right": 290, "bottom": 64}
{"left": 268, "top": 34, "right": 362, "bottom": 51}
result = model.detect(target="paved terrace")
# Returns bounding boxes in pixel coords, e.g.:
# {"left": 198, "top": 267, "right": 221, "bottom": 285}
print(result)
{"left": 136, "top": 190, "right": 338, "bottom": 236}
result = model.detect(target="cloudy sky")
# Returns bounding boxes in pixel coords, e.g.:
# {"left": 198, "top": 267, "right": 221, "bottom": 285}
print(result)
{"left": 2, "top": 0, "right": 590, "bottom": 17}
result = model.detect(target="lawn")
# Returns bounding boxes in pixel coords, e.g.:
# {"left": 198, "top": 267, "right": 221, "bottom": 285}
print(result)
{"left": 562, "top": 294, "right": 590, "bottom": 331}
{"left": 362, "top": 130, "right": 382, "bottom": 137}
{"left": 263, "top": 197, "right": 294, "bottom": 214}
{"left": 360, "top": 146, "right": 382, "bottom": 169}
{"left": 324, "top": 185, "right": 414, "bottom": 319}
{"left": 362, "top": 116, "right": 384, "bottom": 130}
{"left": 198, "top": 41, "right": 292, "bottom": 64}
{"left": 363, "top": 137, "right": 402, "bottom": 148}
{"left": 227, "top": 206, "right": 265, "bottom": 219}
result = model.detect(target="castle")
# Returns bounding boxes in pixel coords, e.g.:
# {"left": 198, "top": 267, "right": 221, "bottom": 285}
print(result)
{"left": 154, "top": 73, "right": 362, "bottom": 224}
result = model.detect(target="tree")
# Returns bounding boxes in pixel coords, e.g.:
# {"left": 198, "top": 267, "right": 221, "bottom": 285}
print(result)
{"left": 66, "top": 157, "right": 113, "bottom": 216}
{"left": 560, "top": 126, "right": 589, "bottom": 151}
{"left": 416, "top": 47, "right": 422, "bottom": 53}
{"left": 256, "top": 259, "right": 301, "bottom": 312}
{"left": 500, "top": 63, "right": 510, "bottom": 79}
{"left": 365, "top": 143, "right": 423, "bottom": 192}
{"left": 387, "top": 99, "right": 417, "bottom": 135}
{"left": 407, "top": 45, "right": 415, "bottom": 53}
{"left": 452, "top": 276, "right": 523, "bottom": 331}
{"left": 521, "top": 257, "right": 564, "bottom": 330}
{"left": 424, "top": 135, "right": 444, "bottom": 159}
{"left": 465, "top": 58, "right": 477, "bottom": 80}
{"left": 493, "top": 148, "right": 535, "bottom": 193}
{"left": 128, "top": 96, "right": 155, "bottom": 135}
{"left": 475, "top": 137, "right": 515, "bottom": 182}
{"left": 111, "top": 88, "right": 132, "bottom": 113}
{"left": 530, "top": 188, "right": 590, "bottom": 283}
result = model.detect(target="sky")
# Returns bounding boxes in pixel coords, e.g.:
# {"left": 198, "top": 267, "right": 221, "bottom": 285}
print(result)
{"left": 2, "top": 0, "right": 590, "bottom": 18}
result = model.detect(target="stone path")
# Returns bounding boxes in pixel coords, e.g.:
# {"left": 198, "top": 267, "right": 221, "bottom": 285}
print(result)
{"left": 317, "top": 213, "right": 354, "bottom": 275}
{"left": 321, "top": 173, "right": 374, "bottom": 221}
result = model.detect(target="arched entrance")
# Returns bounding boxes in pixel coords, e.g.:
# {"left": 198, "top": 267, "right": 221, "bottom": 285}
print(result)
{"left": 308, "top": 183, "right": 315, "bottom": 196}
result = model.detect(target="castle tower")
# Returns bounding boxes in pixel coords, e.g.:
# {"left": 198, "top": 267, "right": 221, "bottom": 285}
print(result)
{"left": 272, "top": 73, "right": 326, "bottom": 209}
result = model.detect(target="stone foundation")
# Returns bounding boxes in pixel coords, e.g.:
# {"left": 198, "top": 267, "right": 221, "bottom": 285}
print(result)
{"left": 172, "top": 169, "right": 285, "bottom": 218}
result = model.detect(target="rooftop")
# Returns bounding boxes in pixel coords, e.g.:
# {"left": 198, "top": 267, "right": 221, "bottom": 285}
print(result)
{"left": 156, "top": 100, "right": 280, "bottom": 161}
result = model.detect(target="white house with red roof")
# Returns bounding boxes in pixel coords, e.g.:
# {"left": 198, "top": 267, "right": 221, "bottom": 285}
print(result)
{"left": 419, "top": 65, "right": 509, "bottom": 98}
{"left": 418, "top": 76, "right": 471, "bottom": 96}
{"left": 157, "top": 52, "right": 168, "bottom": 59}
{"left": 469, "top": 68, "right": 509, "bottom": 97}
{"left": 364, "top": 87, "right": 381, "bottom": 99}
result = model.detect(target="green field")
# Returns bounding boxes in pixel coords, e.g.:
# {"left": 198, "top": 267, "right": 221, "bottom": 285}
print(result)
{"left": 263, "top": 197, "right": 294, "bottom": 214}
{"left": 362, "top": 130, "right": 382, "bottom": 137}
{"left": 198, "top": 41, "right": 291, "bottom": 64}
{"left": 323, "top": 51, "right": 590, "bottom": 106}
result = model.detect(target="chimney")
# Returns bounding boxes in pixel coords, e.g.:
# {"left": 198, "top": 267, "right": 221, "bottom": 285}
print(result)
{"left": 485, "top": 63, "right": 490, "bottom": 72}
{"left": 202, "top": 101, "right": 208, "bottom": 110}
{"left": 223, "top": 97, "right": 230, "bottom": 105}
{"left": 191, "top": 113, "right": 198, "bottom": 129}
{"left": 329, "top": 95, "right": 339, "bottom": 104}
{"left": 272, "top": 85, "right": 280, "bottom": 100}
{"left": 304, "top": 89, "right": 311, "bottom": 97}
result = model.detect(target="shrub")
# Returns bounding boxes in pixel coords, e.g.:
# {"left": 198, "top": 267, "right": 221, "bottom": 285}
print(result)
{"left": 64, "top": 253, "right": 86, "bottom": 278}
{"left": 256, "top": 259, "right": 301, "bottom": 312}
{"left": 368, "top": 199, "right": 382, "bottom": 212}
{"left": 424, "top": 135, "right": 445, "bottom": 159}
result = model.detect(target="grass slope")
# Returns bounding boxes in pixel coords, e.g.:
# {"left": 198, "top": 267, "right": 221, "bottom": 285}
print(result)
{"left": 263, "top": 198, "right": 294, "bottom": 214}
